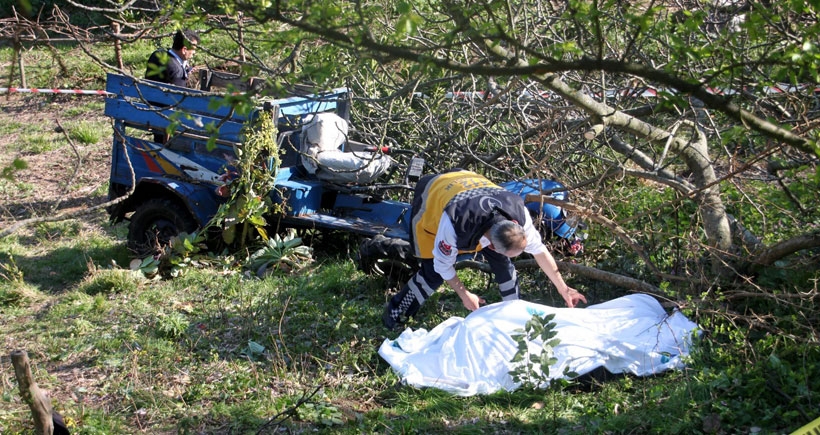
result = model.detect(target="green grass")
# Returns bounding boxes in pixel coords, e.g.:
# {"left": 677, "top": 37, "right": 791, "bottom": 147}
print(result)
{"left": 18, "top": 132, "right": 60, "bottom": 153}
{"left": 0, "top": 178, "right": 34, "bottom": 196}
{"left": 0, "top": 104, "right": 106, "bottom": 159}
{"left": 62, "top": 101, "right": 105, "bottom": 118}
{"left": 67, "top": 120, "right": 104, "bottom": 144}
{"left": 0, "top": 120, "right": 23, "bottom": 135}
{"left": 1, "top": 220, "right": 818, "bottom": 434}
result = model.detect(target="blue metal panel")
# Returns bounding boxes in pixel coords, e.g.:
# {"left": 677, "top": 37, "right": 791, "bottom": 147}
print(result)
{"left": 104, "top": 98, "right": 246, "bottom": 142}
{"left": 275, "top": 92, "right": 346, "bottom": 118}
{"left": 105, "top": 73, "right": 348, "bottom": 127}
{"left": 109, "top": 134, "right": 234, "bottom": 187}
{"left": 333, "top": 194, "right": 411, "bottom": 233}
{"left": 273, "top": 167, "right": 325, "bottom": 216}
{"left": 169, "top": 181, "right": 223, "bottom": 226}
{"left": 106, "top": 73, "right": 241, "bottom": 119}
{"left": 271, "top": 167, "right": 412, "bottom": 240}
{"left": 277, "top": 213, "right": 410, "bottom": 240}
{"left": 499, "top": 179, "right": 576, "bottom": 239}
{"left": 135, "top": 178, "right": 224, "bottom": 227}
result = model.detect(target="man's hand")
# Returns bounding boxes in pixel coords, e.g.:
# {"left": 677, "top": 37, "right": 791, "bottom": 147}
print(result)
{"left": 560, "top": 286, "right": 587, "bottom": 308}
{"left": 459, "top": 290, "right": 485, "bottom": 311}
{"left": 447, "top": 276, "right": 485, "bottom": 311}
{"left": 533, "top": 251, "right": 587, "bottom": 308}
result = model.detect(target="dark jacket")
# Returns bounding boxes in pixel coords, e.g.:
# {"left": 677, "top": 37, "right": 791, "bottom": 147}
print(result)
{"left": 145, "top": 49, "right": 190, "bottom": 87}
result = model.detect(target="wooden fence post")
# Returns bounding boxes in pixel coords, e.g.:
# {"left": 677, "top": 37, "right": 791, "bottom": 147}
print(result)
{"left": 13, "top": 36, "right": 27, "bottom": 89}
{"left": 10, "top": 350, "right": 54, "bottom": 435}
{"left": 237, "top": 12, "right": 246, "bottom": 62}
{"left": 112, "top": 22, "right": 124, "bottom": 70}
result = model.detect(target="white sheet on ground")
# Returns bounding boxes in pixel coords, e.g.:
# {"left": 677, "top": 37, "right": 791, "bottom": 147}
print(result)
{"left": 378, "top": 294, "right": 699, "bottom": 396}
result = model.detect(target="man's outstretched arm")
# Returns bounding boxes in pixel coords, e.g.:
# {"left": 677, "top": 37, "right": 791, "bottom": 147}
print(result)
{"left": 533, "top": 250, "right": 587, "bottom": 308}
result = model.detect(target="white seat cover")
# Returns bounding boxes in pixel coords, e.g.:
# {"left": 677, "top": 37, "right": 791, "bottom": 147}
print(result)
{"left": 300, "top": 112, "right": 391, "bottom": 184}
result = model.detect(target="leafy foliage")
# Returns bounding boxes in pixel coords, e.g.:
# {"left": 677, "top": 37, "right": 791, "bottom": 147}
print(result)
{"left": 508, "top": 312, "right": 567, "bottom": 389}
{"left": 2, "top": 0, "right": 820, "bottom": 432}
{"left": 211, "top": 109, "right": 281, "bottom": 248}
{"left": 247, "top": 232, "right": 313, "bottom": 277}
{"left": 295, "top": 401, "right": 344, "bottom": 427}
{"left": 1, "top": 158, "right": 28, "bottom": 180}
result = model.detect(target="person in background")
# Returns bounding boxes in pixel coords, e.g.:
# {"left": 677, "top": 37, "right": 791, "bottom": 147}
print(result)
{"left": 145, "top": 29, "right": 200, "bottom": 87}
{"left": 145, "top": 30, "right": 200, "bottom": 143}
{"left": 383, "top": 169, "right": 587, "bottom": 329}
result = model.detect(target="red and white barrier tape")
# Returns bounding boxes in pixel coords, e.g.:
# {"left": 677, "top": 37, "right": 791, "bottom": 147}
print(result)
{"left": 0, "top": 87, "right": 111, "bottom": 95}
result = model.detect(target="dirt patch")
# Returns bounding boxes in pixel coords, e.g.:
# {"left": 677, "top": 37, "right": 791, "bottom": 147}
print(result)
{"left": 0, "top": 93, "right": 112, "bottom": 226}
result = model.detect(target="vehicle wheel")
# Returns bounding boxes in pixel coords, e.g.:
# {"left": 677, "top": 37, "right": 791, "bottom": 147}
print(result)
{"left": 128, "top": 198, "right": 198, "bottom": 257}
{"left": 357, "top": 235, "right": 418, "bottom": 285}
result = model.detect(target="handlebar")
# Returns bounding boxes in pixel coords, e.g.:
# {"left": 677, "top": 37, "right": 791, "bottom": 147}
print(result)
{"left": 362, "top": 146, "right": 416, "bottom": 156}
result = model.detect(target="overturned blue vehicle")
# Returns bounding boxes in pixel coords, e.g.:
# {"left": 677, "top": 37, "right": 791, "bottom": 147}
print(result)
{"left": 104, "top": 73, "right": 583, "bottom": 277}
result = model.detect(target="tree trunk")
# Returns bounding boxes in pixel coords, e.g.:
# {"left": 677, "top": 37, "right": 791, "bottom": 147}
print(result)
{"left": 10, "top": 350, "right": 54, "bottom": 435}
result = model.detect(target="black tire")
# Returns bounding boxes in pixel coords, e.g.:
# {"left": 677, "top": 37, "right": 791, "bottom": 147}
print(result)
{"left": 357, "top": 235, "right": 418, "bottom": 285}
{"left": 128, "top": 197, "right": 198, "bottom": 257}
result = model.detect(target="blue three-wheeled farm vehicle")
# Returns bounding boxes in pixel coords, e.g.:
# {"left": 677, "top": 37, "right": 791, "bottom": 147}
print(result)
{"left": 104, "top": 73, "right": 584, "bottom": 278}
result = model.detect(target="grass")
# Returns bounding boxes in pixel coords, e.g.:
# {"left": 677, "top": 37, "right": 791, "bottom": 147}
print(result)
{"left": 0, "top": 120, "right": 23, "bottom": 135}
{"left": 1, "top": 219, "right": 818, "bottom": 434}
{"left": 19, "top": 132, "right": 60, "bottom": 153}
{"left": 67, "top": 120, "right": 104, "bottom": 145}
{"left": 0, "top": 178, "right": 34, "bottom": 197}
{"left": 62, "top": 101, "right": 105, "bottom": 118}
{"left": 12, "top": 112, "right": 108, "bottom": 153}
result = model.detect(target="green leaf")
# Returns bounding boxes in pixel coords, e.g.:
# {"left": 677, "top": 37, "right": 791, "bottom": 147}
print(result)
{"left": 256, "top": 227, "right": 269, "bottom": 241}
{"left": 539, "top": 352, "right": 554, "bottom": 367}
{"left": 396, "top": 1, "right": 411, "bottom": 14}
{"left": 248, "top": 215, "right": 267, "bottom": 226}
{"left": 222, "top": 225, "right": 236, "bottom": 244}
{"left": 141, "top": 263, "right": 159, "bottom": 276}
{"left": 247, "top": 340, "right": 265, "bottom": 355}
{"left": 182, "top": 237, "right": 195, "bottom": 251}
{"left": 140, "top": 256, "right": 158, "bottom": 268}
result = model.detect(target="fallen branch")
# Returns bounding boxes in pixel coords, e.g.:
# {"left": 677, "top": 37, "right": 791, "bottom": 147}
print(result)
{"left": 455, "top": 258, "right": 673, "bottom": 303}
{"left": 51, "top": 117, "right": 82, "bottom": 213}
{"left": 256, "top": 384, "right": 323, "bottom": 434}
{"left": 524, "top": 194, "right": 663, "bottom": 277}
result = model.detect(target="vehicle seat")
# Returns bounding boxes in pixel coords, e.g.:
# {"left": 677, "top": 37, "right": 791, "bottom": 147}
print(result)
{"left": 299, "top": 112, "right": 392, "bottom": 184}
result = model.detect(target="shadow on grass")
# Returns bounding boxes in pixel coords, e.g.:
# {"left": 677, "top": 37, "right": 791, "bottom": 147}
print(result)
{"left": 11, "top": 243, "right": 131, "bottom": 292}
{"left": 2, "top": 196, "right": 111, "bottom": 222}
{"left": 4, "top": 219, "right": 132, "bottom": 293}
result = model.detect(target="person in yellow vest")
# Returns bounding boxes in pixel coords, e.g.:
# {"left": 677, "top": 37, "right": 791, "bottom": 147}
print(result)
{"left": 383, "top": 169, "right": 587, "bottom": 329}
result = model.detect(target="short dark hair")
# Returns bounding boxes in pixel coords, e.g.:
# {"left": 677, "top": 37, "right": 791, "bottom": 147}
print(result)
{"left": 172, "top": 30, "right": 200, "bottom": 51}
{"left": 489, "top": 221, "right": 526, "bottom": 255}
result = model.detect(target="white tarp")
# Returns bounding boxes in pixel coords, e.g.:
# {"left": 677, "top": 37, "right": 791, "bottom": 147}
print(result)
{"left": 378, "top": 294, "right": 699, "bottom": 396}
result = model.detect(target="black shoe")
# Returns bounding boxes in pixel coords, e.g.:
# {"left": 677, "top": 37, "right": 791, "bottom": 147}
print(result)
{"left": 382, "top": 302, "right": 402, "bottom": 330}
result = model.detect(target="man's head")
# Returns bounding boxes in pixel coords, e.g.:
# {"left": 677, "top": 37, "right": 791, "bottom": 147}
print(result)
{"left": 172, "top": 30, "right": 200, "bottom": 61}
{"left": 487, "top": 221, "right": 527, "bottom": 258}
